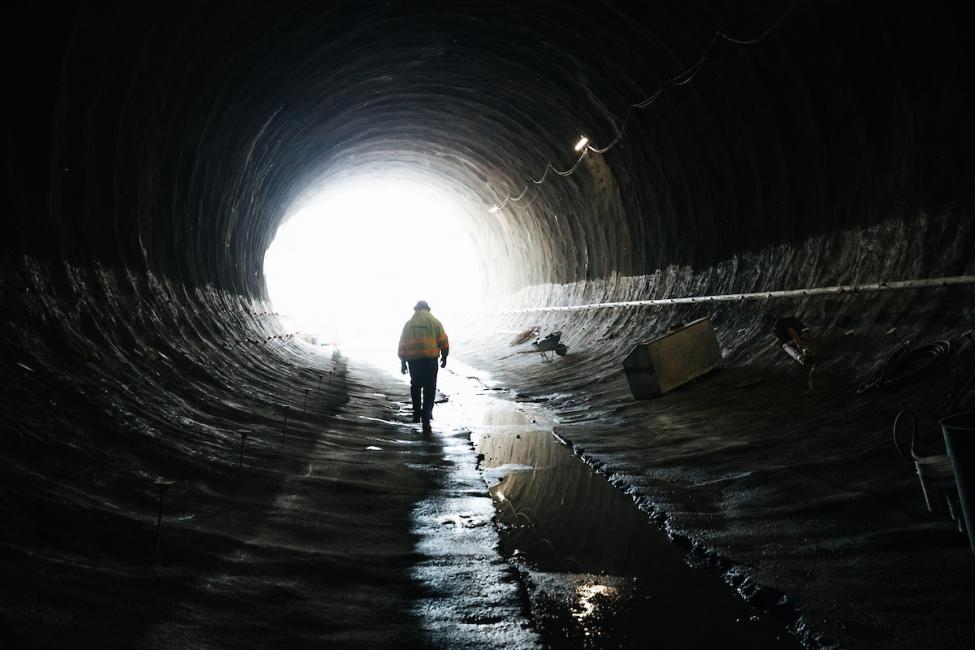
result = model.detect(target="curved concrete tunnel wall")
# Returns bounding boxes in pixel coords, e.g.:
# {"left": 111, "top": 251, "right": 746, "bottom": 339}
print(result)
{"left": 4, "top": 0, "right": 975, "bottom": 646}
{"left": 13, "top": 2, "right": 974, "bottom": 305}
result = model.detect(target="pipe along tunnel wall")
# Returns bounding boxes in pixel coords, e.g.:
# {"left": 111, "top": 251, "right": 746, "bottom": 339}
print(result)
{"left": 4, "top": 1, "right": 975, "bottom": 647}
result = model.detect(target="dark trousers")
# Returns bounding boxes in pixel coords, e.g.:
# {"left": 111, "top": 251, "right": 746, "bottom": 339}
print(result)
{"left": 407, "top": 357, "right": 438, "bottom": 419}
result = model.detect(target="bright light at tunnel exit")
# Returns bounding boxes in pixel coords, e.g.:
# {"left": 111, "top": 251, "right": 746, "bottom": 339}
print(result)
{"left": 263, "top": 176, "right": 485, "bottom": 361}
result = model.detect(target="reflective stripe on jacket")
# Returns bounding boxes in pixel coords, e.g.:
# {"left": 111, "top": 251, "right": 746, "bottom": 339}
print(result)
{"left": 398, "top": 311, "right": 449, "bottom": 360}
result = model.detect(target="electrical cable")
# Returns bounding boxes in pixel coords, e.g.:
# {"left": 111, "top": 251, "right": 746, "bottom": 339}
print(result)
{"left": 665, "top": 35, "right": 719, "bottom": 88}
{"left": 586, "top": 115, "right": 629, "bottom": 154}
{"left": 490, "top": 0, "right": 801, "bottom": 211}
{"left": 855, "top": 340, "right": 951, "bottom": 394}
{"left": 718, "top": 0, "right": 800, "bottom": 45}
{"left": 631, "top": 87, "right": 663, "bottom": 110}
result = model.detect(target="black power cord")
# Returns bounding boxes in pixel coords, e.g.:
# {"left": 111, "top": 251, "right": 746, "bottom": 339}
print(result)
{"left": 856, "top": 340, "right": 952, "bottom": 394}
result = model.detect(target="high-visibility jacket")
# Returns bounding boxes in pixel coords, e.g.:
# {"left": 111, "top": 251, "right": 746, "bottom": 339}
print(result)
{"left": 398, "top": 310, "right": 449, "bottom": 361}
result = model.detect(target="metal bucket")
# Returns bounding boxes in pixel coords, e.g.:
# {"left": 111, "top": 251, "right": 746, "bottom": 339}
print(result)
{"left": 940, "top": 411, "right": 975, "bottom": 553}
{"left": 913, "top": 454, "right": 956, "bottom": 515}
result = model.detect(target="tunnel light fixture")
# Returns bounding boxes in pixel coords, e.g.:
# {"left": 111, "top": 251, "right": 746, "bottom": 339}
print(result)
{"left": 573, "top": 135, "right": 589, "bottom": 152}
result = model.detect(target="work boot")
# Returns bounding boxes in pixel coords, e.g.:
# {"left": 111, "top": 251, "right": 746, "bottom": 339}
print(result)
{"left": 411, "top": 412, "right": 421, "bottom": 423}
{"left": 422, "top": 418, "right": 432, "bottom": 433}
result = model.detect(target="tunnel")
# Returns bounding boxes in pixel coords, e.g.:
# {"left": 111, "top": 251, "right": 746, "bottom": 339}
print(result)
{"left": 4, "top": 1, "right": 975, "bottom": 647}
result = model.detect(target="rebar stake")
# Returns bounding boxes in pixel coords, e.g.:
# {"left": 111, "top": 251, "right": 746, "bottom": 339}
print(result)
{"left": 237, "top": 429, "right": 251, "bottom": 483}
{"left": 153, "top": 477, "right": 175, "bottom": 562}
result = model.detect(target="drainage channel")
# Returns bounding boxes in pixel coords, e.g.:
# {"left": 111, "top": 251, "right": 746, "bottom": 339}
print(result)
{"left": 437, "top": 369, "right": 803, "bottom": 649}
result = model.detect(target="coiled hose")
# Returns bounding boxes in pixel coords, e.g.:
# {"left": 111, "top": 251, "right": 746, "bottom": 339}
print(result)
{"left": 856, "top": 340, "right": 951, "bottom": 393}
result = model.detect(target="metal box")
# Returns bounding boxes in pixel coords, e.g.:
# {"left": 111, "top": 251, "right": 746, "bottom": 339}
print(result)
{"left": 623, "top": 318, "right": 721, "bottom": 399}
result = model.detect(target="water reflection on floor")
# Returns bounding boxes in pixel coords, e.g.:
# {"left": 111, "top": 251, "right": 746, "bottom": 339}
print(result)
{"left": 438, "top": 371, "right": 801, "bottom": 649}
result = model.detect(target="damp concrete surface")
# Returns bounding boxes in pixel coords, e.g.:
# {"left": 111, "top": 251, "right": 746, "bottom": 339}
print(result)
{"left": 409, "top": 362, "right": 802, "bottom": 648}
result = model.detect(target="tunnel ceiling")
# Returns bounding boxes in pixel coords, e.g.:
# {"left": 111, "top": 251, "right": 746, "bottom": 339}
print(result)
{"left": 9, "top": 1, "right": 974, "bottom": 303}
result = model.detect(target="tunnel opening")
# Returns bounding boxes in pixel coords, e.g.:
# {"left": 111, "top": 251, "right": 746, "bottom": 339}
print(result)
{"left": 263, "top": 171, "right": 492, "bottom": 358}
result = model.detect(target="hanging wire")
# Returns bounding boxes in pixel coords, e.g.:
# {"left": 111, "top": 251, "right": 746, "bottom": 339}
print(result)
{"left": 512, "top": 184, "right": 543, "bottom": 210}
{"left": 489, "top": 0, "right": 800, "bottom": 212}
{"left": 586, "top": 115, "right": 629, "bottom": 154}
{"left": 659, "top": 34, "right": 720, "bottom": 90}
{"left": 718, "top": 0, "right": 800, "bottom": 45}
{"left": 631, "top": 87, "right": 664, "bottom": 111}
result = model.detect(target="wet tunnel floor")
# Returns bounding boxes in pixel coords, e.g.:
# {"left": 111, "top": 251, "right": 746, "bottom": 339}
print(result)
{"left": 1, "top": 352, "right": 805, "bottom": 648}
{"left": 429, "top": 369, "right": 802, "bottom": 649}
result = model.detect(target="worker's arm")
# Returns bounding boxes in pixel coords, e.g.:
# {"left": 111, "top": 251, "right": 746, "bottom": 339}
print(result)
{"left": 398, "top": 324, "right": 409, "bottom": 373}
{"left": 437, "top": 323, "right": 449, "bottom": 367}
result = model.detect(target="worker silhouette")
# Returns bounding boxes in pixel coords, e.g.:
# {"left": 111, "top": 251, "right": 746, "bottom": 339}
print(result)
{"left": 398, "top": 300, "right": 449, "bottom": 432}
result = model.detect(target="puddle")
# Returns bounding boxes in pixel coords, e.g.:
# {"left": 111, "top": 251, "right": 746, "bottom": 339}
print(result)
{"left": 405, "top": 365, "right": 802, "bottom": 648}
{"left": 406, "top": 371, "right": 542, "bottom": 648}
{"left": 461, "top": 391, "right": 801, "bottom": 648}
